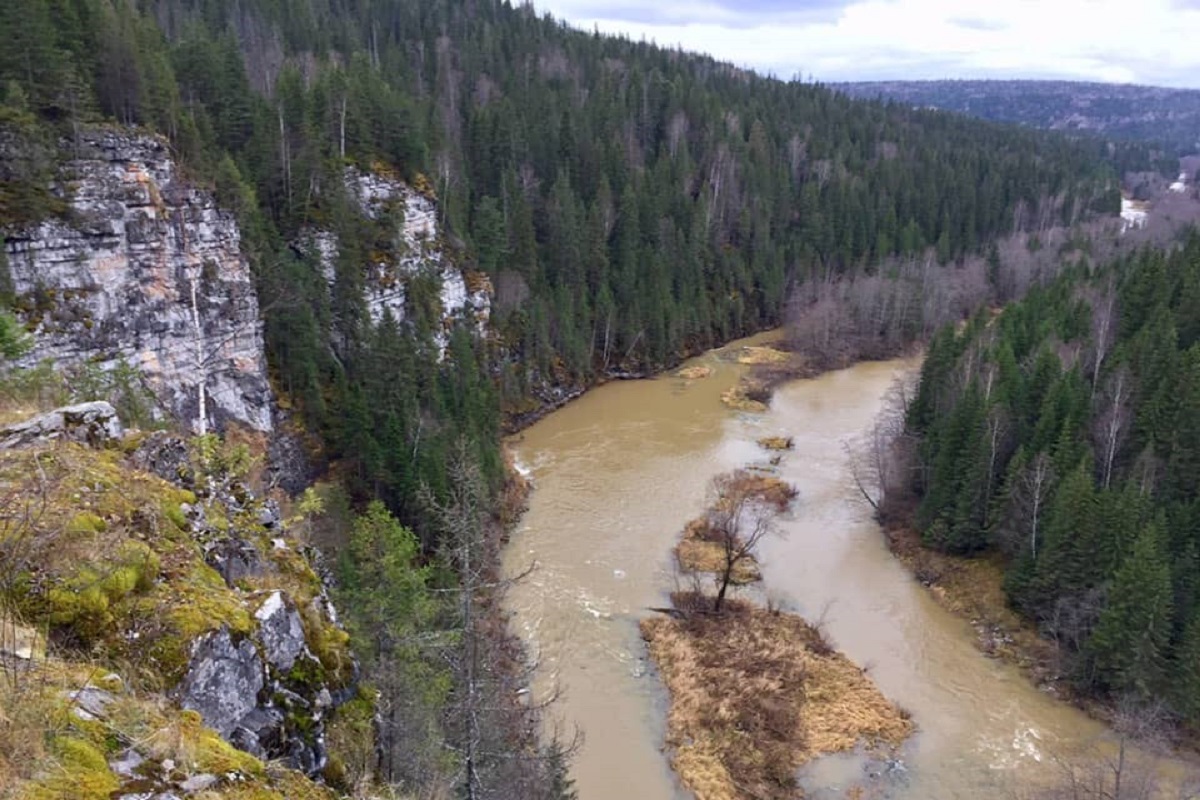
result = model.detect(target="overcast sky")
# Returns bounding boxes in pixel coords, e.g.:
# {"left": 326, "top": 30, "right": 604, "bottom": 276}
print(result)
{"left": 534, "top": 0, "right": 1200, "bottom": 88}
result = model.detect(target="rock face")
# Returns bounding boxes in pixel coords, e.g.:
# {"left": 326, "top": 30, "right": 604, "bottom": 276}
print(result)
{"left": 255, "top": 591, "right": 309, "bottom": 673}
{"left": 3, "top": 130, "right": 272, "bottom": 433}
{"left": 177, "top": 627, "right": 265, "bottom": 739}
{"left": 177, "top": 596, "right": 333, "bottom": 774}
{"left": 299, "top": 168, "right": 491, "bottom": 353}
{"left": 0, "top": 401, "right": 124, "bottom": 449}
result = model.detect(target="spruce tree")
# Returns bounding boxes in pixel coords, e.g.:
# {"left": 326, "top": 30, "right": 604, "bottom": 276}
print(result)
{"left": 1087, "top": 524, "right": 1174, "bottom": 696}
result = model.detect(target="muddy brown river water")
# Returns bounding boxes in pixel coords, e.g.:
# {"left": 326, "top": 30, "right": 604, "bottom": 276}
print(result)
{"left": 501, "top": 335, "right": 1178, "bottom": 799}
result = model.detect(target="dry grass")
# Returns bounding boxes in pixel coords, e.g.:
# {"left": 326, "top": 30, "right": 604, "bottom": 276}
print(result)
{"left": 756, "top": 436, "right": 795, "bottom": 452}
{"left": 737, "top": 347, "right": 791, "bottom": 366}
{"left": 642, "top": 594, "right": 914, "bottom": 800}
{"left": 677, "top": 365, "right": 714, "bottom": 380}
{"left": 721, "top": 384, "right": 769, "bottom": 413}
{"left": 0, "top": 441, "right": 346, "bottom": 799}
{"left": 723, "top": 472, "right": 798, "bottom": 512}
{"left": 498, "top": 446, "right": 531, "bottom": 529}
{"left": 675, "top": 538, "right": 761, "bottom": 584}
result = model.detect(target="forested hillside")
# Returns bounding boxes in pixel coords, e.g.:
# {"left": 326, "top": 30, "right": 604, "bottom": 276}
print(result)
{"left": 897, "top": 235, "right": 1200, "bottom": 714}
{"left": 837, "top": 80, "right": 1200, "bottom": 160}
{"left": 1, "top": 2, "right": 1141, "bottom": 503}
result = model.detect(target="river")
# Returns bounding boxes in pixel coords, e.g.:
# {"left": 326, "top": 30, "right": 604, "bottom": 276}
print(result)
{"left": 500, "top": 335, "right": 1160, "bottom": 799}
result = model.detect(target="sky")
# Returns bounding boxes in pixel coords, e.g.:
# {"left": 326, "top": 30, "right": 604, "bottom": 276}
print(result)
{"left": 534, "top": 0, "right": 1200, "bottom": 88}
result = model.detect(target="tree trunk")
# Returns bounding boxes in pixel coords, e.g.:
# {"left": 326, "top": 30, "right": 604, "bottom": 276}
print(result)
{"left": 190, "top": 275, "right": 208, "bottom": 436}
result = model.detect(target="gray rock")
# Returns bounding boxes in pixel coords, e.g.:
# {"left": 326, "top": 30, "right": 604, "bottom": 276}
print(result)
{"left": 179, "top": 773, "right": 219, "bottom": 793}
{"left": 64, "top": 686, "right": 116, "bottom": 721}
{"left": 255, "top": 592, "right": 309, "bottom": 672}
{"left": 257, "top": 501, "right": 280, "bottom": 529}
{"left": 3, "top": 129, "right": 273, "bottom": 433}
{"left": 0, "top": 615, "right": 45, "bottom": 660}
{"left": 130, "top": 432, "right": 192, "bottom": 485}
{"left": 0, "top": 402, "right": 123, "bottom": 449}
{"left": 176, "top": 627, "right": 264, "bottom": 738}
{"left": 207, "top": 537, "right": 264, "bottom": 589}
{"left": 109, "top": 748, "right": 145, "bottom": 777}
{"left": 298, "top": 168, "right": 490, "bottom": 357}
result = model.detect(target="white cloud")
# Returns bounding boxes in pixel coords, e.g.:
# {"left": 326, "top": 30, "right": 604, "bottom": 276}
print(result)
{"left": 535, "top": 0, "right": 1200, "bottom": 87}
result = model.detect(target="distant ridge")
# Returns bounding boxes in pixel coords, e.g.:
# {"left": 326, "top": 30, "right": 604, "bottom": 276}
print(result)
{"left": 835, "top": 80, "right": 1200, "bottom": 155}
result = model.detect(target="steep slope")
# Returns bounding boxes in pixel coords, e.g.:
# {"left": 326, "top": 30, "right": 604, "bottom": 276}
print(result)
{"left": 0, "top": 412, "right": 354, "bottom": 798}
{"left": 893, "top": 235, "right": 1200, "bottom": 719}
{"left": 3, "top": 129, "right": 272, "bottom": 433}
{"left": 2, "top": 0, "right": 1149, "bottom": 534}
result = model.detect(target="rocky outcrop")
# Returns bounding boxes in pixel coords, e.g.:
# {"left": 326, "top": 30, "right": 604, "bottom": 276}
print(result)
{"left": 177, "top": 628, "right": 265, "bottom": 740}
{"left": 299, "top": 168, "right": 491, "bottom": 353}
{"left": 255, "top": 590, "right": 309, "bottom": 672}
{"left": 0, "top": 401, "right": 124, "bottom": 449}
{"left": 3, "top": 129, "right": 272, "bottom": 433}
{"left": 177, "top": 593, "right": 334, "bottom": 774}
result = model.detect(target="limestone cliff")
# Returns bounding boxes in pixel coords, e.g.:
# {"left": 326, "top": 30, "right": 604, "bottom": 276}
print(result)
{"left": 301, "top": 167, "right": 491, "bottom": 353}
{"left": 3, "top": 129, "right": 272, "bottom": 433}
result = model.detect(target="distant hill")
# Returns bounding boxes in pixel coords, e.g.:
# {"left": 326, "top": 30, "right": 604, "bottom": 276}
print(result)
{"left": 835, "top": 80, "right": 1200, "bottom": 156}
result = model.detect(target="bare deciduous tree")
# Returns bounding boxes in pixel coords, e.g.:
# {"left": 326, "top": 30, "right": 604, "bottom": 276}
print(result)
{"left": 422, "top": 442, "right": 579, "bottom": 800}
{"left": 1093, "top": 367, "right": 1133, "bottom": 490}
{"left": 704, "top": 471, "right": 793, "bottom": 613}
{"left": 1006, "top": 452, "right": 1056, "bottom": 560}
{"left": 848, "top": 376, "right": 914, "bottom": 517}
{"left": 1016, "top": 697, "right": 1198, "bottom": 800}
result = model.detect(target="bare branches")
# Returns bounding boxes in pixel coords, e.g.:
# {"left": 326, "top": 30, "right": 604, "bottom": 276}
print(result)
{"left": 701, "top": 470, "right": 795, "bottom": 613}
{"left": 848, "top": 376, "right": 916, "bottom": 521}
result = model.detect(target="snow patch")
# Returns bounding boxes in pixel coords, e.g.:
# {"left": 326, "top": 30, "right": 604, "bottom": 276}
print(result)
{"left": 1120, "top": 197, "right": 1148, "bottom": 234}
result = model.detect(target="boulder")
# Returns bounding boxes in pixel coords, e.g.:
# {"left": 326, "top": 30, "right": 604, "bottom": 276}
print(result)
{"left": 63, "top": 687, "right": 116, "bottom": 721}
{"left": 254, "top": 591, "right": 309, "bottom": 672}
{"left": 0, "top": 615, "right": 45, "bottom": 661}
{"left": 176, "top": 627, "right": 264, "bottom": 738}
{"left": 0, "top": 401, "right": 123, "bottom": 449}
{"left": 178, "top": 774, "right": 219, "bottom": 793}
{"left": 207, "top": 537, "right": 264, "bottom": 589}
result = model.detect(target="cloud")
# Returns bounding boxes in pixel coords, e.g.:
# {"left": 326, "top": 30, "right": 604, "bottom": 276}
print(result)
{"left": 948, "top": 16, "right": 1008, "bottom": 31}
{"left": 535, "top": 0, "right": 1200, "bottom": 87}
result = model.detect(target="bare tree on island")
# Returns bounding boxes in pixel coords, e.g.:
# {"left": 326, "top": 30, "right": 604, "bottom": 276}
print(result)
{"left": 703, "top": 470, "right": 795, "bottom": 613}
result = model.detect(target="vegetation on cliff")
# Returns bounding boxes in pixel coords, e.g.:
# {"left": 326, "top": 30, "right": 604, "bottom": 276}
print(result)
{"left": 0, "top": 426, "right": 359, "bottom": 798}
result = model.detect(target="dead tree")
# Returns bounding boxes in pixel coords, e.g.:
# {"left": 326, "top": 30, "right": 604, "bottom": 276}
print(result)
{"left": 422, "top": 442, "right": 579, "bottom": 800}
{"left": 1093, "top": 367, "right": 1133, "bottom": 490}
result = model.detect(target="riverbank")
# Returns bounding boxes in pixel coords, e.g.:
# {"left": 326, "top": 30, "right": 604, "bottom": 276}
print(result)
{"left": 880, "top": 522, "right": 1065, "bottom": 693}
{"left": 880, "top": 510, "right": 1200, "bottom": 757}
